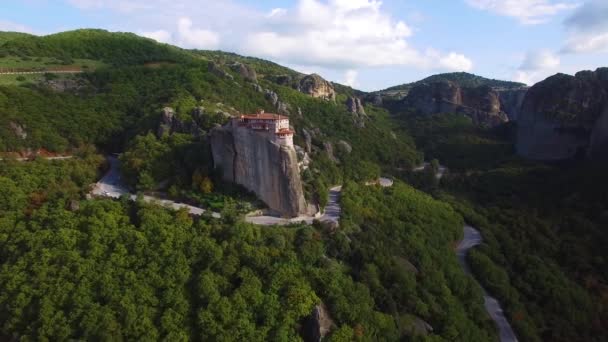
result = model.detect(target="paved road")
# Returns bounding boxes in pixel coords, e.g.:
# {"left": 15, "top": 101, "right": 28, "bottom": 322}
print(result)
{"left": 457, "top": 225, "right": 519, "bottom": 342}
{"left": 245, "top": 186, "right": 342, "bottom": 226}
{"left": 91, "top": 156, "right": 220, "bottom": 218}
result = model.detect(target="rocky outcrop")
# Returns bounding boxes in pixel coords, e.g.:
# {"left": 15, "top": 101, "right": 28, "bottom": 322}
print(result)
{"left": 230, "top": 62, "right": 257, "bottom": 83}
{"left": 208, "top": 62, "right": 234, "bottom": 80}
{"left": 299, "top": 74, "right": 336, "bottom": 101}
{"left": 346, "top": 96, "right": 366, "bottom": 115}
{"left": 517, "top": 69, "right": 608, "bottom": 160}
{"left": 157, "top": 107, "right": 206, "bottom": 138}
{"left": 301, "top": 304, "right": 335, "bottom": 342}
{"left": 210, "top": 120, "right": 310, "bottom": 217}
{"left": 9, "top": 122, "right": 27, "bottom": 139}
{"left": 405, "top": 81, "right": 510, "bottom": 127}
{"left": 496, "top": 87, "right": 528, "bottom": 121}
{"left": 345, "top": 97, "right": 368, "bottom": 128}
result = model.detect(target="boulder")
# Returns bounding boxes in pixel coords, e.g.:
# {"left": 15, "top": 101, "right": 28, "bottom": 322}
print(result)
{"left": 337, "top": 140, "right": 352, "bottom": 154}
{"left": 299, "top": 74, "right": 336, "bottom": 101}
{"left": 516, "top": 69, "right": 608, "bottom": 160}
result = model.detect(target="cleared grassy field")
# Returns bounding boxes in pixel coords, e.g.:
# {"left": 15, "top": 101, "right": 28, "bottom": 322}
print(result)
{"left": 0, "top": 56, "right": 106, "bottom": 70}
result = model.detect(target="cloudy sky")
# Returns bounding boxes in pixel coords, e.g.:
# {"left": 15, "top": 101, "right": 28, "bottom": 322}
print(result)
{"left": 1, "top": 0, "right": 607, "bottom": 91}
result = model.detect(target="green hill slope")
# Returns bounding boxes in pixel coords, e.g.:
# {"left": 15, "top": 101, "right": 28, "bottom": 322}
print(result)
{"left": 0, "top": 29, "right": 192, "bottom": 65}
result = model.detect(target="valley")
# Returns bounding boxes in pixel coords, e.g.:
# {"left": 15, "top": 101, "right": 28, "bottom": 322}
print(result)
{"left": 0, "top": 28, "right": 606, "bottom": 342}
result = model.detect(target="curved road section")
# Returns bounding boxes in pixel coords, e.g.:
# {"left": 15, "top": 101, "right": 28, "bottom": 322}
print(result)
{"left": 91, "top": 156, "right": 220, "bottom": 218}
{"left": 457, "top": 225, "right": 518, "bottom": 342}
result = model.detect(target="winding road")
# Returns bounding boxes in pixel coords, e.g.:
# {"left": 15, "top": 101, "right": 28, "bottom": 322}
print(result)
{"left": 457, "top": 225, "right": 519, "bottom": 342}
{"left": 245, "top": 186, "right": 342, "bottom": 226}
{"left": 91, "top": 156, "right": 220, "bottom": 218}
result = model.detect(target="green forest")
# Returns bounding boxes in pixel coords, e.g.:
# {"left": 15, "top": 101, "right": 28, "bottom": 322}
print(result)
{"left": 1, "top": 28, "right": 606, "bottom": 341}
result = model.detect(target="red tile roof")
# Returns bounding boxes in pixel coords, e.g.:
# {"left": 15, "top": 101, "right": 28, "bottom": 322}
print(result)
{"left": 240, "top": 113, "right": 288, "bottom": 120}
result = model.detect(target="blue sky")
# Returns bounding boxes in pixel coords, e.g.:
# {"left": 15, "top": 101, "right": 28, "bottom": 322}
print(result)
{"left": 1, "top": 0, "right": 607, "bottom": 91}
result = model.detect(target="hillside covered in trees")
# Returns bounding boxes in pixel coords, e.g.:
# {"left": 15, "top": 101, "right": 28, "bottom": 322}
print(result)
{"left": 1, "top": 28, "right": 606, "bottom": 341}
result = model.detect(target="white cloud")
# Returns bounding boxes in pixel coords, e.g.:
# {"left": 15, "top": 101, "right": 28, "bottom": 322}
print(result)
{"left": 514, "top": 50, "right": 560, "bottom": 84}
{"left": 562, "top": 1, "right": 608, "bottom": 53}
{"left": 564, "top": 32, "right": 608, "bottom": 53}
{"left": 465, "top": 0, "right": 579, "bottom": 24}
{"left": 176, "top": 18, "right": 219, "bottom": 49}
{"left": 0, "top": 20, "right": 35, "bottom": 34}
{"left": 242, "top": 0, "right": 469, "bottom": 71}
{"left": 439, "top": 52, "right": 474, "bottom": 71}
{"left": 140, "top": 29, "right": 172, "bottom": 44}
{"left": 63, "top": 0, "right": 472, "bottom": 81}
{"left": 342, "top": 69, "right": 359, "bottom": 87}
{"left": 520, "top": 50, "right": 561, "bottom": 70}
{"left": 139, "top": 18, "right": 220, "bottom": 49}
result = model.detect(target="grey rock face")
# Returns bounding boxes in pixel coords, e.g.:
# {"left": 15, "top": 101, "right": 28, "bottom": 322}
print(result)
{"left": 302, "top": 128, "right": 313, "bottom": 153}
{"left": 208, "top": 62, "right": 234, "bottom": 80}
{"left": 589, "top": 106, "right": 608, "bottom": 160}
{"left": 337, "top": 140, "right": 352, "bottom": 154}
{"left": 497, "top": 87, "right": 528, "bottom": 121}
{"left": 302, "top": 304, "right": 334, "bottom": 342}
{"left": 346, "top": 96, "right": 366, "bottom": 115}
{"left": 324, "top": 142, "right": 337, "bottom": 162}
{"left": 299, "top": 74, "right": 336, "bottom": 101}
{"left": 157, "top": 107, "right": 204, "bottom": 138}
{"left": 9, "top": 122, "right": 27, "bottom": 139}
{"left": 210, "top": 121, "right": 310, "bottom": 217}
{"left": 517, "top": 69, "right": 608, "bottom": 160}
{"left": 230, "top": 62, "right": 257, "bottom": 83}
{"left": 405, "top": 81, "right": 511, "bottom": 127}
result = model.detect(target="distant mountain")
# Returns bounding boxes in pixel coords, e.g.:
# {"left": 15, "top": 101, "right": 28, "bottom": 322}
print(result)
{"left": 381, "top": 72, "right": 526, "bottom": 94}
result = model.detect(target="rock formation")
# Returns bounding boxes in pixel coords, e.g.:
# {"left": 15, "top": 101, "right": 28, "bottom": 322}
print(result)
{"left": 157, "top": 107, "right": 205, "bottom": 138}
{"left": 405, "top": 81, "right": 510, "bottom": 127}
{"left": 301, "top": 304, "right": 334, "bottom": 342}
{"left": 496, "top": 87, "right": 528, "bottom": 121}
{"left": 517, "top": 68, "right": 608, "bottom": 160}
{"left": 299, "top": 74, "right": 336, "bottom": 101}
{"left": 210, "top": 119, "right": 311, "bottom": 217}
{"left": 345, "top": 96, "right": 367, "bottom": 128}
{"left": 208, "top": 62, "right": 234, "bottom": 80}
{"left": 9, "top": 122, "right": 27, "bottom": 139}
{"left": 230, "top": 62, "right": 257, "bottom": 83}
{"left": 346, "top": 96, "right": 365, "bottom": 115}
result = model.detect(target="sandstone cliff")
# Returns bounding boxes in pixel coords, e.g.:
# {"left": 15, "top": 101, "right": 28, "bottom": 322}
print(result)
{"left": 405, "top": 81, "right": 510, "bottom": 127}
{"left": 210, "top": 120, "right": 310, "bottom": 217}
{"left": 517, "top": 68, "right": 608, "bottom": 160}
{"left": 299, "top": 74, "right": 336, "bottom": 101}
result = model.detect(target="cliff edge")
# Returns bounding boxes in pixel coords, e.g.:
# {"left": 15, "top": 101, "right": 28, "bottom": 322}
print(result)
{"left": 517, "top": 68, "right": 608, "bottom": 160}
{"left": 210, "top": 120, "right": 310, "bottom": 217}
{"left": 404, "top": 81, "right": 522, "bottom": 127}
